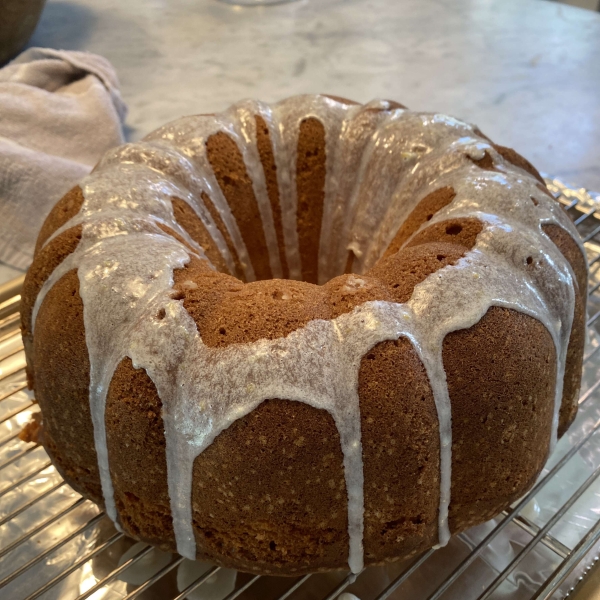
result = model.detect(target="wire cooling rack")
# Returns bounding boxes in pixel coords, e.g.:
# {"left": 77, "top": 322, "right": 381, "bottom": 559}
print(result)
{"left": 2, "top": 178, "right": 600, "bottom": 600}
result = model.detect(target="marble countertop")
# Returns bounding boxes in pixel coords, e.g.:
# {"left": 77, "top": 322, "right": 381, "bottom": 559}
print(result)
{"left": 2, "top": 0, "right": 599, "bottom": 286}
{"left": 28, "top": 0, "right": 600, "bottom": 188}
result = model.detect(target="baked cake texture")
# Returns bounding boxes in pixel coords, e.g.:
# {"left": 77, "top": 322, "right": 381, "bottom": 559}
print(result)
{"left": 21, "top": 95, "right": 587, "bottom": 576}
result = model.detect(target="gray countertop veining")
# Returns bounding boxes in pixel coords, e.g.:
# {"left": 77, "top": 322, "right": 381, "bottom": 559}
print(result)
{"left": 2, "top": 0, "right": 598, "bottom": 287}
{"left": 27, "top": 0, "right": 600, "bottom": 189}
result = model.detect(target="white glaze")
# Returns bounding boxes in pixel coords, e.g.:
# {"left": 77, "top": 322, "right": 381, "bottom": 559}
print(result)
{"left": 223, "top": 100, "right": 283, "bottom": 279}
{"left": 32, "top": 95, "right": 580, "bottom": 574}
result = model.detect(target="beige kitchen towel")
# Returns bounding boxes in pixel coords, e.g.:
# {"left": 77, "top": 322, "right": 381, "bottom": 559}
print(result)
{"left": 0, "top": 47, "right": 126, "bottom": 270}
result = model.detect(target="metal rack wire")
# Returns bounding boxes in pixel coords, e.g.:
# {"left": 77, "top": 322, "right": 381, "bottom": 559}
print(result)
{"left": 2, "top": 178, "right": 600, "bottom": 600}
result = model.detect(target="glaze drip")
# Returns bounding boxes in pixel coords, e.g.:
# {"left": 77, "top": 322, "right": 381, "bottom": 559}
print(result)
{"left": 32, "top": 95, "right": 580, "bottom": 573}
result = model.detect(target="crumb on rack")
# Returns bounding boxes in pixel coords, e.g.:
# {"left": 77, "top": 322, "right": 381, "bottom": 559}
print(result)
{"left": 19, "top": 411, "right": 43, "bottom": 445}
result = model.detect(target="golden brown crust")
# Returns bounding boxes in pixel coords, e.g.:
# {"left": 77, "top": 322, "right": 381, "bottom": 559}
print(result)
{"left": 405, "top": 217, "right": 484, "bottom": 251}
{"left": 200, "top": 191, "right": 245, "bottom": 280}
{"left": 383, "top": 187, "right": 457, "bottom": 258}
{"left": 33, "top": 269, "right": 102, "bottom": 503}
{"left": 255, "top": 115, "right": 290, "bottom": 279}
{"left": 542, "top": 223, "right": 587, "bottom": 435}
{"left": 103, "top": 341, "right": 442, "bottom": 574}
{"left": 21, "top": 225, "right": 83, "bottom": 387}
{"left": 296, "top": 118, "right": 326, "bottom": 284}
{"left": 469, "top": 150, "right": 496, "bottom": 171}
{"left": 25, "top": 111, "right": 585, "bottom": 576}
{"left": 365, "top": 242, "right": 469, "bottom": 304}
{"left": 191, "top": 399, "right": 348, "bottom": 573}
{"left": 35, "top": 186, "right": 85, "bottom": 255}
{"left": 176, "top": 259, "right": 330, "bottom": 348}
{"left": 106, "top": 357, "right": 175, "bottom": 549}
{"left": 360, "top": 336, "right": 439, "bottom": 563}
{"left": 492, "top": 143, "right": 545, "bottom": 185}
{"left": 444, "top": 307, "right": 556, "bottom": 532}
{"left": 206, "top": 132, "right": 272, "bottom": 281}
{"left": 170, "top": 197, "right": 231, "bottom": 274}
{"left": 92, "top": 231, "right": 559, "bottom": 573}
{"left": 22, "top": 225, "right": 83, "bottom": 339}
{"left": 102, "top": 238, "right": 463, "bottom": 573}
{"left": 469, "top": 144, "right": 545, "bottom": 186}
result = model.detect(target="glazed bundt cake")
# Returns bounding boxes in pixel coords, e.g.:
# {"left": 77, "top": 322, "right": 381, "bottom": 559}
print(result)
{"left": 21, "top": 94, "right": 587, "bottom": 576}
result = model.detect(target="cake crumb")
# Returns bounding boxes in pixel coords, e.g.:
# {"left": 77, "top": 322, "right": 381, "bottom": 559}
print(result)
{"left": 19, "top": 411, "right": 43, "bottom": 445}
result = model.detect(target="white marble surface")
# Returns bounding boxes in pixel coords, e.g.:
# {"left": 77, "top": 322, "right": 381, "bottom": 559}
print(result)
{"left": 2, "top": 0, "right": 599, "bottom": 287}
{"left": 26, "top": 0, "right": 600, "bottom": 188}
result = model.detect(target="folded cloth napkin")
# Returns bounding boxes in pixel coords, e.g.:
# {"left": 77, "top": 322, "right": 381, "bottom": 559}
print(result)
{"left": 0, "top": 47, "right": 126, "bottom": 270}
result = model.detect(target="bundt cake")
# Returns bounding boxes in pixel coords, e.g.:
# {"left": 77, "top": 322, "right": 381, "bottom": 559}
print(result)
{"left": 21, "top": 94, "right": 587, "bottom": 576}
